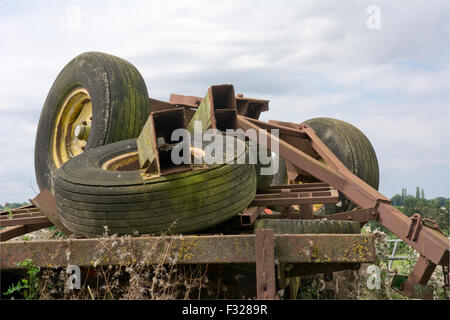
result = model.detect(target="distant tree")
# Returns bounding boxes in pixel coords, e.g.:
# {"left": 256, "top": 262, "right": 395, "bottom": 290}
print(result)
{"left": 435, "top": 197, "right": 448, "bottom": 207}
{"left": 421, "top": 189, "right": 425, "bottom": 200}
{"left": 416, "top": 186, "right": 420, "bottom": 200}
{"left": 391, "top": 194, "right": 403, "bottom": 206}
{"left": 0, "top": 202, "right": 29, "bottom": 211}
{"left": 403, "top": 195, "right": 418, "bottom": 217}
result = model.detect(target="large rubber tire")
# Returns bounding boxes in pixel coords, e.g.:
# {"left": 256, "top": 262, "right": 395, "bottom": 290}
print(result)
{"left": 54, "top": 138, "right": 257, "bottom": 237}
{"left": 254, "top": 219, "right": 361, "bottom": 234}
{"left": 245, "top": 142, "right": 274, "bottom": 191}
{"left": 35, "top": 52, "right": 150, "bottom": 192}
{"left": 303, "top": 117, "right": 379, "bottom": 213}
{"left": 254, "top": 145, "right": 274, "bottom": 192}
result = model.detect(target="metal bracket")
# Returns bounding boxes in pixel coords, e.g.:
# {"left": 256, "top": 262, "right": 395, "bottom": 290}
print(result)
{"left": 169, "top": 92, "right": 269, "bottom": 120}
{"left": 255, "top": 229, "right": 276, "bottom": 299}
{"left": 251, "top": 189, "right": 339, "bottom": 207}
{"left": 186, "top": 85, "right": 238, "bottom": 134}
{"left": 392, "top": 255, "right": 436, "bottom": 299}
{"left": 137, "top": 108, "right": 192, "bottom": 177}
{"left": 405, "top": 213, "right": 422, "bottom": 241}
{"left": 239, "top": 207, "right": 264, "bottom": 226}
{"left": 316, "top": 207, "right": 378, "bottom": 223}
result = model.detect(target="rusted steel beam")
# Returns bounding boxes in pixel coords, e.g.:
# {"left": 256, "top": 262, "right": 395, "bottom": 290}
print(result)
{"left": 391, "top": 255, "right": 436, "bottom": 299}
{"left": 268, "top": 120, "right": 389, "bottom": 204}
{"left": 252, "top": 190, "right": 339, "bottom": 206}
{"left": 0, "top": 234, "right": 375, "bottom": 269}
{"left": 268, "top": 182, "right": 329, "bottom": 189}
{"left": 262, "top": 182, "right": 331, "bottom": 194}
{"left": 0, "top": 216, "right": 50, "bottom": 227}
{"left": 0, "top": 212, "right": 44, "bottom": 220}
{"left": 299, "top": 124, "right": 389, "bottom": 203}
{"left": 255, "top": 229, "right": 276, "bottom": 299}
{"left": 0, "top": 223, "right": 52, "bottom": 242}
{"left": 299, "top": 205, "right": 314, "bottom": 219}
{"left": 236, "top": 96, "right": 269, "bottom": 120}
{"left": 238, "top": 116, "right": 377, "bottom": 208}
{"left": 315, "top": 208, "right": 378, "bottom": 223}
{"left": 137, "top": 108, "right": 191, "bottom": 177}
{"left": 273, "top": 120, "right": 449, "bottom": 267}
{"left": 0, "top": 203, "right": 37, "bottom": 215}
{"left": 169, "top": 94, "right": 202, "bottom": 108}
{"left": 238, "top": 116, "right": 450, "bottom": 270}
{"left": 149, "top": 97, "right": 179, "bottom": 111}
{"left": 187, "top": 85, "right": 238, "bottom": 133}
{"left": 242, "top": 117, "right": 308, "bottom": 139}
{"left": 377, "top": 203, "right": 449, "bottom": 266}
{"left": 403, "top": 255, "right": 436, "bottom": 298}
{"left": 168, "top": 93, "right": 269, "bottom": 120}
{"left": 239, "top": 207, "right": 264, "bottom": 226}
{"left": 31, "top": 189, "right": 73, "bottom": 236}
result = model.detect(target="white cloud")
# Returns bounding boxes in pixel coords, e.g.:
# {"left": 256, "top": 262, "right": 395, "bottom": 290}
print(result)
{"left": 0, "top": 0, "right": 448, "bottom": 202}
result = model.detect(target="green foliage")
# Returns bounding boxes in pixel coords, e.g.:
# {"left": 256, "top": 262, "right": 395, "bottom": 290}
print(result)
{"left": 3, "top": 259, "right": 40, "bottom": 300}
{"left": 0, "top": 202, "right": 30, "bottom": 211}
{"left": 369, "top": 188, "right": 449, "bottom": 236}
{"left": 391, "top": 194, "right": 403, "bottom": 206}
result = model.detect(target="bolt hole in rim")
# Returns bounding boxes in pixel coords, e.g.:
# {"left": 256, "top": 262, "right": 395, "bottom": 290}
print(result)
{"left": 51, "top": 87, "right": 92, "bottom": 168}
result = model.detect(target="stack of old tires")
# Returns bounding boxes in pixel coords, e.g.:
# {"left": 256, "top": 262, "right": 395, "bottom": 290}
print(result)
{"left": 34, "top": 52, "right": 379, "bottom": 239}
{"left": 34, "top": 52, "right": 257, "bottom": 237}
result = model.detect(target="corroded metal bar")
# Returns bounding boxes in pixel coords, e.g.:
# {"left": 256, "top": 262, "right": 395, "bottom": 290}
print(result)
{"left": 187, "top": 85, "right": 238, "bottom": 133}
{"left": 238, "top": 116, "right": 450, "bottom": 268}
{"left": 0, "top": 216, "right": 50, "bottom": 227}
{"left": 0, "top": 212, "right": 44, "bottom": 220}
{"left": 252, "top": 190, "right": 339, "bottom": 206}
{"left": 30, "top": 189, "right": 72, "bottom": 236}
{"left": 0, "top": 223, "right": 52, "bottom": 242}
{"left": 239, "top": 207, "right": 263, "bottom": 226}
{"left": 0, "top": 234, "right": 375, "bottom": 269}
{"left": 0, "top": 203, "right": 38, "bottom": 215}
{"left": 137, "top": 108, "right": 191, "bottom": 176}
{"left": 315, "top": 208, "right": 378, "bottom": 223}
{"left": 255, "top": 229, "right": 276, "bottom": 299}
{"left": 403, "top": 255, "right": 436, "bottom": 298}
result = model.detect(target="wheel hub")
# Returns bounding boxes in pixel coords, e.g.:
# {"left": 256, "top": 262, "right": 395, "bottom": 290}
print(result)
{"left": 51, "top": 88, "right": 92, "bottom": 168}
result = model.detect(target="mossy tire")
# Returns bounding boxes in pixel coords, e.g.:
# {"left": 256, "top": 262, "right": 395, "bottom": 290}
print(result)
{"left": 250, "top": 143, "right": 274, "bottom": 191}
{"left": 303, "top": 117, "right": 379, "bottom": 214}
{"left": 35, "top": 52, "right": 150, "bottom": 192}
{"left": 254, "top": 219, "right": 361, "bottom": 234}
{"left": 54, "top": 139, "right": 256, "bottom": 237}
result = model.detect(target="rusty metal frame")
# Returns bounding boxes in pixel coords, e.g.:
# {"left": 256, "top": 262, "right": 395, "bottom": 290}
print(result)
{"left": 0, "top": 192, "right": 58, "bottom": 242}
{"left": 237, "top": 115, "right": 450, "bottom": 297}
{"left": 169, "top": 93, "right": 269, "bottom": 120}
{"left": 315, "top": 207, "right": 378, "bottom": 223}
{"left": 0, "top": 233, "right": 375, "bottom": 269}
{"left": 186, "top": 85, "right": 238, "bottom": 134}
{"left": 251, "top": 189, "right": 339, "bottom": 207}
{"left": 239, "top": 206, "right": 264, "bottom": 226}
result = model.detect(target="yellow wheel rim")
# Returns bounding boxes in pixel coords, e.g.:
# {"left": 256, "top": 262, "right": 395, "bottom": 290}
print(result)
{"left": 51, "top": 88, "right": 92, "bottom": 168}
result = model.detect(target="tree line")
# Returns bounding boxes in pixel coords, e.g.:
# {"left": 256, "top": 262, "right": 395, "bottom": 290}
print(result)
{"left": 379, "top": 187, "right": 449, "bottom": 235}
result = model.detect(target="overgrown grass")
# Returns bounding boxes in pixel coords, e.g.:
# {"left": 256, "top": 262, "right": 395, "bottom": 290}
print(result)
{"left": 2, "top": 227, "right": 448, "bottom": 300}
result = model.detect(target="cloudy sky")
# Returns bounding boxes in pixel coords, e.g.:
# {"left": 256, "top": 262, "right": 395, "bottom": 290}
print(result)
{"left": 0, "top": 0, "right": 448, "bottom": 204}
